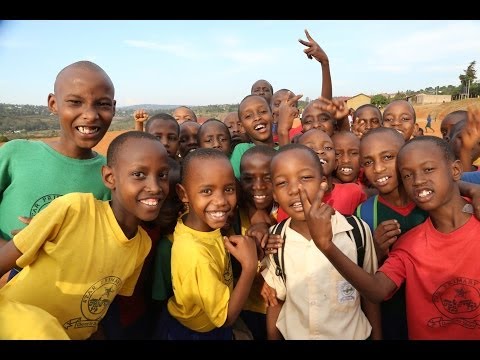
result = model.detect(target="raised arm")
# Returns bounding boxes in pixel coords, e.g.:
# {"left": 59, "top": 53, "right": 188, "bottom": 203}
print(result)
{"left": 300, "top": 182, "right": 396, "bottom": 303}
{"left": 299, "top": 29, "right": 332, "bottom": 100}
{"left": 133, "top": 109, "right": 149, "bottom": 132}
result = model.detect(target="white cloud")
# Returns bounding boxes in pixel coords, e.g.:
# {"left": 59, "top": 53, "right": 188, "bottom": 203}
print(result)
{"left": 124, "top": 40, "right": 203, "bottom": 59}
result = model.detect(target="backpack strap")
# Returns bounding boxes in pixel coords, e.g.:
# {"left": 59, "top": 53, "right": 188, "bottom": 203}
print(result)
{"left": 345, "top": 215, "right": 367, "bottom": 268}
{"left": 356, "top": 195, "right": 378, "bottom": 233}
{"left": 271, "top": 218, "right": 288, "bottom": 283}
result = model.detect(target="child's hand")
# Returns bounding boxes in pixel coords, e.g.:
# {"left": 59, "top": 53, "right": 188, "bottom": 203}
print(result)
{"left": 260, "top": 282, "right": 278, "bottom": 307}
{"left": 277, "top": 92, "right": 303, "bottom": 132}
{"left": 263, "top": 233, "right": 283, "bottom": 255}
{"left": 316, "top": 96, "right": 349, "bottom": 120}
{"left": 133, "top": 109, "right": 149, "bottom": 124}
{"left": 459, "top": 106, "right": 480, "bottom": 151}
{"left": 351, "top": 116, "right": 366, "bottom": 139}
{"left": 10, "top": 216, "right": 31, "bottom": 237}
{"left": 298, "top": 29, "right": 329, "bottom": 64}
{"left": 373, "top": 220, "right": 401, "bottom": 264}
{"left": 224, "top": 235, "right": 258, "bottom": 272}
{"left": 246, "top": 222, "right": 269, "bottom": 260}
{"left": 299, "top": 181, "right": 335, "bottom": 252}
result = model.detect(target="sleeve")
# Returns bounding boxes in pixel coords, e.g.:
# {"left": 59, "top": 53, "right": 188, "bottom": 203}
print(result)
{"left": 229, "top": 144, "right": 248, "bottom": 179}
{"left": 378, "top": 250, "right": 407, "bottom": 297}
{"left": 260, "top": 255, "right": 287, "bottom": 301}
{"left": 461, "top": 171, "right": 480, "bottom": 184}
{"left": 13, "top": 195, "right": 72, "bottom": 268}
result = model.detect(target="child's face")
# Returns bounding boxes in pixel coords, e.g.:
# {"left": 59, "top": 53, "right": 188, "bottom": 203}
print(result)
{"left": 332, "top": 132, "right": 361, "bottom": 183}
{"left": 360, "top": 133, "right": 403, "bottom": 196}
{"left": 298, "top": 129, "right": 336, "bottom": 177}
{"left": 178, "top": 157, "right": 237, "bottom": 232}
{"left": 441, "top": 113, "right": 465, "bottom": 141}
{"left": 271, "top": 149, "right": 324, "bottom": 222}
{"left": 105, "top": 138, "right": 169, "bottom": 237}
{"left": 179, "top": 122, "right": 200, "bottom": 158}
{"left": 301, "top": 100, "right": 335, "bottom": 136}
{"left": 147, "top": 120, "right": 179, "bottom": 159}
{"left": 239, "top": 96, "right": 273, "bottom": 143}
{"left": 398, "top": 142, "right": 460, "bottom": 212}
{"left": 223, "top": 112, "right": 247, "bottom": 143}
{"left": 270, "top": 90, "right": 298, "bottom": 123}
{"left": 173, "top": 107, "right": 196, "bottom": 124}
{"left": 240, "top": 154, "right": 273, "bottom": 211}
{"left": 251, "top": 80, "right": 273, "bottom": 105}
{"left": 449, "top": 123, "right": 480, "bottom": 165}
{"left": 48, "top": 67, "right": 116, "bottom": 156}
{"left": 355, "top": 107, "right": 382, "bottom": 136}
{"left": 382, "top": 101, "right": 416, "bottom": 141}
{"left": 198, "top": 122, "right": 231, "bottom": 156}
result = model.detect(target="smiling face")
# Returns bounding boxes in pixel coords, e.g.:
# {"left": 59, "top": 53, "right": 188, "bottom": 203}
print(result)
{"left": 48, "top": 64, "right": 116, "bottom": 159}
{"left": 332, "top": 131, "right": 361, "bottom": 183}
{"left": 271, "top": 147, "right": 324, "bottom": 222}
{"left": 240, "top": 153, "right": 274, "bottom": 211}
{"left": 298, "top": 129, "right": 336, "bottom": 177}
{"left": 398, "top": 139, "right": 460, "bottom": 212}
{"left": 239, "top": 95, "right": 273, "bottom": 144}
{"left": 177, "top": 156, "right": 237, "bottom": 232}
{"left": 146, "top": 119, "right": 179, "bottom": 159}
{"left": 103, "top": 136, "right": 169, "bottom": 238}
{"left": 382, "top": 100, "right": 416, "bottom": 141}
{"left": 301, "top": 99, "right": 335, "bottom": 136}
{"left": 360, "top": 130, "right": 404, "bottom": 199}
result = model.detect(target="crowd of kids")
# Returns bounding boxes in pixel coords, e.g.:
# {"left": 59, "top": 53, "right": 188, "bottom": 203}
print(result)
{"left": 2, "top": 28, "right": 480, "bottom": 341}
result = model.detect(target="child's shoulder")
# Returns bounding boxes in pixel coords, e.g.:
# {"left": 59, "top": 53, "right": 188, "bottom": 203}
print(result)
{"left": 0, "top": 139, "right": 43, "bottom": 153}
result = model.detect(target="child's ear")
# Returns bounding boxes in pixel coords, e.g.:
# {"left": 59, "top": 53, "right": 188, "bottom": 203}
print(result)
{"left": 47, "top": 93, "right": 57, "bottom": 114}
{"left": 102, "top": 165, "right": 115, "bottom": 190}
{"left": 176, "top": 183, "right": 189, "bottom": 204}
{"left": 451, "top": 159, "right": 463, "bottom": 181}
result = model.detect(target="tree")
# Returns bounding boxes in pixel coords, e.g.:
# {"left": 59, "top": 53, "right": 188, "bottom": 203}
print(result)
{"left": 371, "top": 94, "right": 389, "bottom": 108}
{"left": 459, "top": 61, "right": 477, "bottom": 98}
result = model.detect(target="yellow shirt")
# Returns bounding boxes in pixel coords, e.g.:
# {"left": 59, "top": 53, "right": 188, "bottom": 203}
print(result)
{"left": 168, "top": 217, "right": 233, "bottom": 332}
{"left": 0, "top": 294, "right": 69, "bottom": 339}
{"left": 0, "top": 193, "right": 151, "bottom": 340}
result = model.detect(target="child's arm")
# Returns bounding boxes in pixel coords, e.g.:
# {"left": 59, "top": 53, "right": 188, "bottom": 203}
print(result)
{"left": 0, "top": 239, "right": 22, "bottom": 277}
{"left": 277, "top": 93, "right": 303, "bottom": 146}
{"left": 361, "top": 297, "right": 382, "bottom": 340}
{"left": 223, "top": 234, "right": 258, "bottom": 327}
{"left": 458, "top": 179, "right": 480, "bottom": 219}
{"left": 299, "top": 29, "right": 332, "bottom": 100}
{"left": 266, "top": 300, "right": 284, "bottom": 340}
{"left": 316, "top": 96, "right": 350, "bottom": 132}
{"left": 299, "top": 182, "right": 396, "bottom": 303}
{"left": 133, "top": 109, "right": 149, "bottom": 132}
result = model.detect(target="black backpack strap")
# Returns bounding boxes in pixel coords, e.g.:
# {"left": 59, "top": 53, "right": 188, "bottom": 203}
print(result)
{"left": 345, "top": 215, "right": 366, "bottom": 268}
{"left": 271, "top": 218, "right": 288, "bottom": 283}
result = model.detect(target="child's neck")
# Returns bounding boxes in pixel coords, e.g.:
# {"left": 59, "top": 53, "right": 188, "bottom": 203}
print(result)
{"left": 251, "top": 136, "right": 274, "bottom": 147}
{"left": 48, "top": 138, "right": 96, "bottom": 159}
{"left": 290, "top": 219, "right": 312, "bottom": 240}
{"left": 379, "top": 183, "right": 410, "bottom": 207}
{"left": 429, "top": 193, "right": 471, "bottom": 233}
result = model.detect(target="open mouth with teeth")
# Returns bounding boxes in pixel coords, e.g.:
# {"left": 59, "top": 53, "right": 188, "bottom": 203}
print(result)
{"left": 254, "top": 124, "right": 267, "bottom": 132}
{"left": 76, "top": 126, "right": 100, "bottom": 135}
{"left": 375, "top": 176, "right": 390, "bottom": 185}
{"left": 139, "top": 198, "right": 160, "bottom": 206}
{"left": 206, "top": 211, "right": 228, "bottom": 222}
{"left": 319, "top": 158, "right": 327, "bottom": 165}
{"left": 339, "top": 167, "right": 353, "bottom": 175}
{"left": 416, "top": 189, "right": 433, "bottom": 202}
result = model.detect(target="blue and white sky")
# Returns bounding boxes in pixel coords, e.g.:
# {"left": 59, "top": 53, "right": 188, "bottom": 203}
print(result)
{"left": 0, "top": 20, "right": 479, "bottom": 107}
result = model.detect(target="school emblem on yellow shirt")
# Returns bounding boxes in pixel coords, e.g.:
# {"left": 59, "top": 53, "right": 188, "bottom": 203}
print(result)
{"left": 64, "top": 276, "right": 122, "bottom": 330}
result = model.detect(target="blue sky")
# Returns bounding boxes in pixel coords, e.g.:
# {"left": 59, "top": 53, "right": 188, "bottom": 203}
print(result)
{"left": 0, "top": 20, "right": 479, "bottom": 107}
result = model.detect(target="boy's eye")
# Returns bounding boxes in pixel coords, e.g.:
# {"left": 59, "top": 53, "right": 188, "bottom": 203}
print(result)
{"left": 200, "top": 189, "right": 212, "bottom": 195}
{"left": 383, "top": 118, "right": 392, "bottom": 122}
{"left": 132, "top": 171, "right": 145, "bottom": 179}
{"left": 168, "top": 135, "right": 178, "bottom": 141}
{"left": 225, "top": 187, "right": 235, "bottom": 194}
{"left": 363, "top": 160, "right": 373, "bottom": 167}
{"left": 402, "top": 173, "right": 411, "bottom": 180}
{"left": 425, "top": 167, "right": 434, "bottom": 173}
{"left": 275, "top": 180, "right": 286, "bottom": 187}
{"left": 383, "top": 155, "right": 395, "bottom": 161}
{"left": 301, "top": 175, "right": 313, "bottom": 181}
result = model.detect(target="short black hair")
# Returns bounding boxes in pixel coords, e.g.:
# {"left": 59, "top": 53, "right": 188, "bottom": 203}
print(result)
{"left": 145, "top": 113, "right": 179, "bottom": 134}
{"left": 240, "top": 144, "right": 277, "bottom": 172}
{"left": 383, "top": 100, "right": 416, "bottom": 123}
{"left": 354, "top": 104, "right": 382, "bottom": 119}
{"left": 399, "top": 135, "right": 455, "bottom": 164}
{"left": 181, "top": 147, "right": 232, "bottom": 184}
{"left": 238, "top": 94, "right": 270, "bottom": 119}
{"left": 107, "top": 131, "right": 160, "bottom": 166}
{"left": 251, "top": 79, "right": 273, "bottom": 94}
{"left": 197, "top": 119, "right": 232, "bottom": 143}
{"left": 271, "top": 143, "right": 323, "bottom": 176}
{"left": 361, "top": 126, "right": 405, "bottom": 145}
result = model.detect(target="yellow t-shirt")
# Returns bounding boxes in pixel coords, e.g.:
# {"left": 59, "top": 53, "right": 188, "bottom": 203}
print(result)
{"left": 0, "top": 294, "right": 69, "bottom": 339}
{"left": 0, "top": 193, "right": 151, "bottom": 340}
{"left": 168, "top": 217, "right": 233, "bottom": 332}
